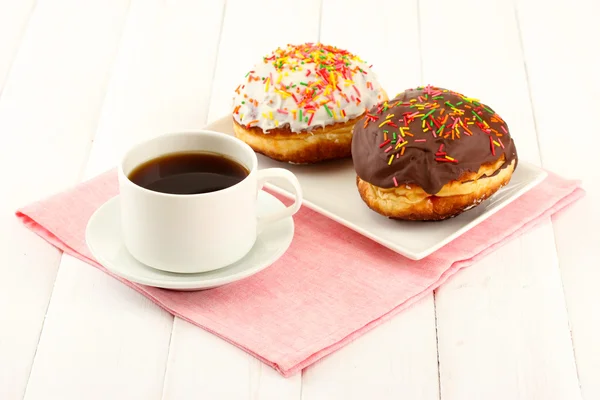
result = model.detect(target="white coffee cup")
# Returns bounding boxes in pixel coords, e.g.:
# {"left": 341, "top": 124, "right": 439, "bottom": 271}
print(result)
{"left": 117, "top": 130, "right": 303, "bottom": 274}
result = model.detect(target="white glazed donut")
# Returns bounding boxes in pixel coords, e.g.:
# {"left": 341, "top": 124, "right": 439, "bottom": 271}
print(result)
{"left": 231, "top": 43, "right": 386, "bottom": 163}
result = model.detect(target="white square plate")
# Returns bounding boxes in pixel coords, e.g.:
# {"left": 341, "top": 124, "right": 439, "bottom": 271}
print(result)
{"left": 205, "top": 116, "right": 547, "bottom": 260}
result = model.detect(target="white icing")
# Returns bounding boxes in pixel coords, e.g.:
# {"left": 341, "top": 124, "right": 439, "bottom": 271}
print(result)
{"left": 232, "top": 43, "right": 384, "bottom": 133}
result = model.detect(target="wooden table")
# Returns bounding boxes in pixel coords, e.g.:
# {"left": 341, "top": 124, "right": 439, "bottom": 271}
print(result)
{"left": 1, "top": 0, "right": 598, "bottom": 399}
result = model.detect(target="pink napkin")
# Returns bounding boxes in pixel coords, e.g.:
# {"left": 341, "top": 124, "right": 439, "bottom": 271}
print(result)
{"left": 16, "top": 169, "right": 583, "bottom": 377}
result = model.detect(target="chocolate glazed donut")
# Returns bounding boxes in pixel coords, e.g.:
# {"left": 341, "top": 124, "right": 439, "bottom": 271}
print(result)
{"left": 351, "top": 85, "right": 518, "bottom": 221}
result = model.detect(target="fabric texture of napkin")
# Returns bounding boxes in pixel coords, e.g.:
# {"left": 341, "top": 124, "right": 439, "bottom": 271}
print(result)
{"left": 16, "top": 169, "right": 584, "bottom": 377}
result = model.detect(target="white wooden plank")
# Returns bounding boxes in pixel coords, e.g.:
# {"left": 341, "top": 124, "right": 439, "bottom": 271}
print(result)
{"left": 24, "top": 257, "right": 172, "bottom": 400}
{"left": 300, "top": 1, "right": 439, "bottom": 399}
{"left": 85, "top": 0, "right": 225, "bottom": 172}
{"left": 419, "top": 0, "right": 581, "bottom": 399}
{"left": 301, "top": 297, "right": 439, "bottom": 400}
{"left": 160, "top": 0, "right": 321, "bottom": 396}
{"left": 0, "top": 0, "right": 36, "bottom": 91}
{"left": 0, "top": 224, "right": 61, "bottom": 400}
{"left": 162, "top": 319, "right": 300, "bottom": 400}
{"left": 23, "top": 1, "right": 229, "bottom": 399}
{"left": 0, "top": 0, "right": 130, "bottom": 398}
{"left": 516, "top": 1, "right": 600, "bottom": 399}
{"left": 206, "top": 0, "right": 321, "bottom": 122}
{"left": 435, "top": 233, "right": 580, "bottom": 400}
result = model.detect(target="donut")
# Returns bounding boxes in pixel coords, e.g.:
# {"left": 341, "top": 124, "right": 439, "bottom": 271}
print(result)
{"left": 351, "top": 85, "right": 518, "bottom": 221}
{"left": 232, "top": 43, "right": 386, "bottom": 164}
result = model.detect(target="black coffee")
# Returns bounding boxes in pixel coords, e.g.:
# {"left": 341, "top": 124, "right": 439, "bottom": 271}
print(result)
{"left": 128, "top": 151, "right": 249, "bottom": 195}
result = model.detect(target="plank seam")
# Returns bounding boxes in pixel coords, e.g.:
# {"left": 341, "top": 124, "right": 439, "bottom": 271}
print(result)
{"left": 301, "top": 1, "right": 323, "bottom": 394}
{"left": 513, "top": 0, "right": 543, "bottom": 167}
{"left": 300, "top": 1, "right": 323, "bottom": 394}
{"left": 159, "top": 2, "right": 227, "bottom": 395}
{"left": 417, "top": 1, "right": 440, "bottom": 398}
{"left": 0, "top": 0, "right": 39, "bottom": 102}
{"left": 159, "top": 320, "right": 176, "bottom": 400}
{"left": 204, "top": 0, "right": 228, "bottom": 126}
{"left": 317, "top": 0, "right": 323, "bottom": 41}
{"left": 513, "top": 1, "right": 583, "bottom": 398}
{"left": 300, "top": 369, "right": 304, "bottom": 400}
{"left": 20, "top": 252, "right": 62, "bottom": 400}
{"left": 20, "top": 1, "right": 135, "bottom": 397}
{"left": 416, "top": 0, "right": 424, "bottom": 86}
{"left": 74, "top": 0, "right": 135, "bottom": 182}
{"left": 433, "top": 292, "right": 442, "bottom": 400}
{"left": 0, "top": 2, "right": 61, "bottom": 398}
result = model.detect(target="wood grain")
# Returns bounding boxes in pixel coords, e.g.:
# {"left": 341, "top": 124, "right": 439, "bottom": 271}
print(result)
{"left": 163, "top": 0, "right": 321, "bottom": 397}
{"left": 0, "top": 0, "right": 130, "bottom": 398}
{"left": 162, "top": 319, "right": 300, "bottom": 400}
{"left": 517, "top": 0, "right": 600, "bottom": 398}
{"left": 301, "top": 1, "right": 439, "bottom": 399}
{"left": 1, "top": 0, "right": 597, "bottom": 398}
{"left": 419, "top": 0, "right": 581, "bottom": 399}
{"left": 25, "top": 0, "right": 231, "bottom": 398}
{"left": 0, "top": 0, "right": 36, "bottom": 92}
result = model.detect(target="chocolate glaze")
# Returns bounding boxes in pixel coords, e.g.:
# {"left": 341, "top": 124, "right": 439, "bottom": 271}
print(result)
{"left": 352, "top": 86, "right": 518, "bottom": 195}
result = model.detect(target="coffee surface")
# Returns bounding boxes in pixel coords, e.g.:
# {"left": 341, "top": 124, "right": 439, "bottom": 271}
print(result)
{"left": 128, "top": 151, "right": 249, "bottom": 195}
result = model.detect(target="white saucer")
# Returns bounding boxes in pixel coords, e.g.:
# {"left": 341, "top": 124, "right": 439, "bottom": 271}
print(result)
{"left": 85, "top": 191, "right": 294, "bottom": 291}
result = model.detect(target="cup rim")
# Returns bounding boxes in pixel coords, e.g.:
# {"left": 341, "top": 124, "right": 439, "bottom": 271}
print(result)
{"left": 118, "top": 130, "right": 258, "bottom": 198}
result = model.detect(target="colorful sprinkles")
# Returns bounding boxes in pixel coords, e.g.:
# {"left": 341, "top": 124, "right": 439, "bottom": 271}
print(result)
{"left": 362, "top": 85, "right": 508, "bottom": 187}
{"left": 233, "top": 43, "right": 384, "bottom": 132}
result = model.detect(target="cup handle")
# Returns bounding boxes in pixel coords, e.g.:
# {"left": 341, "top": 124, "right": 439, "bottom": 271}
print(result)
{"left": 256, "top": 168, "right": 303, "bottom": 232}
